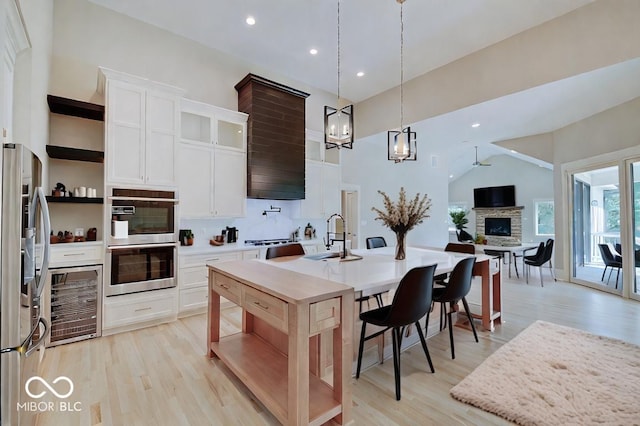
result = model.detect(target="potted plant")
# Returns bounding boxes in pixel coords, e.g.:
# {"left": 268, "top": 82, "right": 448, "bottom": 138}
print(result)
{"left": 449, "top": 210, "right": 469, "bottom": 231}
{"left": 185, "top": 230, "right": 194, "bottom": 246}
{"left": 475, "top": 233, "right": 487, "bottom": 245}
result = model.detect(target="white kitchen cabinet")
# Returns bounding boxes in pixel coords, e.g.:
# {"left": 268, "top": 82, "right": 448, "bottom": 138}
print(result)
{"left": 300, "top": 160, "right": 323, "bottom": 218}
{"left": 178, "top": 250, "right": 245, "bottom": 315}
{"left": 177, "top": 142, "right": 213, "bottom": 217}
{"left": 177, "top": 143, "right": 246, "bottom": 218}
{"left": 299, "top": 160, "right": 341, "bottom": 219}
{"left": 323, "top": 162, "right": 341, "bottom": 216}
{"left": 0, "top": 0, "right": 29, "bottom": 148}
{"left": 178, "top": 99, "right": 247, "bottom": 218}
{"left": 49, "top": 242, "right": 103, "bottom": 268}
{"left": 305, "top": 129, "right": 340, "bottom": 165}
{"left": 103, "top": 287, "right": 178, "bottom": 334}
{"left": 180, "top": 98, "right": 247, "bottom": 151}
{"left": 213, "top": 149, "right": 245, "bottom": 217}
{"left": 99, "top": 68, "right": 183, "bottom": 187}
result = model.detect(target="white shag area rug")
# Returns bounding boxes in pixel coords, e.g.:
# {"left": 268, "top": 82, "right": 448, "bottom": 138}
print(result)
{"left": 450, "top": 320, "right": 640, "bottom": 426}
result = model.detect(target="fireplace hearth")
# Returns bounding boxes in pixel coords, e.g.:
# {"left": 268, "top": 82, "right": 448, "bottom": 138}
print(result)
{"left": 485, "top": 217, "right": 511, "bottom": 236}
{"left": 474, "top": 206, "right": 523, "bottom": 244}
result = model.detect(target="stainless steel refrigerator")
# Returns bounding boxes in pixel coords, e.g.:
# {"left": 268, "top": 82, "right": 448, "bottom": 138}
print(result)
{"left": 1, "top": 143, "right": 51, "bottom": 425}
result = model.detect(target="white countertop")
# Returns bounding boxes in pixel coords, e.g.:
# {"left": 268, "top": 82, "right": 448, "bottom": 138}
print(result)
{"left": 258, "top": 246, "right": 475, "bottom": 296}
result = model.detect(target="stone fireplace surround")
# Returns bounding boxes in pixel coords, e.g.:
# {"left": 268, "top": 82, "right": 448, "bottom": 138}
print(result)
{"left": 474, "top": 206, "right": 524, "bottom": 245}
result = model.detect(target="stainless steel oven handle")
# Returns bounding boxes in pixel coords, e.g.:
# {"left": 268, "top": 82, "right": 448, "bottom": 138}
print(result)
{"left": 107, "top": 243, "right": 177, "bottom": 250}
{"left": 108, "top": 196, "right": 179, "bottom": 203}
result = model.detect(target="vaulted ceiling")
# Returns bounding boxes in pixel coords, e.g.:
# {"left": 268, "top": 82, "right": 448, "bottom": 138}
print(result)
{"left": 88, "top": 0, "right": 640, "bottom": 178}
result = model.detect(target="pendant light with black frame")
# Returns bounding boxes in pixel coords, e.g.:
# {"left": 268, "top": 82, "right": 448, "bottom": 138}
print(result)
{"left": 324, "top": 0, "right": 354, "bottom": 150}
{"left": 388, "top": 0, "right": 416, "bottom": 163}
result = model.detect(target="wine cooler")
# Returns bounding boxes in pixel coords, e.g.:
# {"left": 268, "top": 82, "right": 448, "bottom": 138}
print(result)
{"left": 44, "top": 265, "right": 102, "bottom": 346}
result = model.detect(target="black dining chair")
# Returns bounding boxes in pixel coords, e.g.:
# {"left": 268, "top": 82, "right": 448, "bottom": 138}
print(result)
{"left": 427, "top": 256, "right": 478, "bottom": 360}
{"left": 524, "top": 239, "right": 556, "bottom": 287}
{"left": 444, "top": 242, "right": 475, "bottom": 255}
{"left": 598, "top": 243, "right": 622, "bottom": 289}
{"left": 356, "top": 264, "right": 437, "bottom": 401}
{"left": 517, "top": 241, "right": 544, "bottom": 280}
{"left": 434, "top": 242, "right": 476, "bottom": 309}
{"left": 456, "top": 229, "right": 474, "bottom": 243}
{"left": 366, "top": 236, "right": 387, "bottom": 249}
{"left": 265, "top": 243, "right": 305, "bottom": 259}
{"left": 359, "top": 237, "right": 389, "bottom": 312}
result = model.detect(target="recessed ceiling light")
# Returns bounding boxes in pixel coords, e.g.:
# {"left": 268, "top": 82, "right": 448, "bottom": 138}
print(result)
{"left": 309, "top": 48, "right": 318, "bottom": 55}
{"left": 356, "top": 71, "right": 365, "bottom": 77}
{"left": 449, "top": 174, "right": 454, "bottom": 179}
{"left": 471, "top": 123, "right": 480, "bottom": 128}
{"left": 246, "top": 16, "right": 256, "bottom": 26}
{"left": 510, "top": 149, "right": 517, "bottom": 153}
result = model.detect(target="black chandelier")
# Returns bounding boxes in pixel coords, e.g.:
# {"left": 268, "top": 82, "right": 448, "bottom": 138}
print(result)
{"left": 325, "top": 0, "right": 354, "bottom": 150}
{"left": 388, "top": 0, "right": 417, "bottom": 162}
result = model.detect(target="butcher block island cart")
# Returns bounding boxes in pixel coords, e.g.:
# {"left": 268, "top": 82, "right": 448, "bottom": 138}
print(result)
{"left": 207, "top": 260, "right": 354, "bottom": 425}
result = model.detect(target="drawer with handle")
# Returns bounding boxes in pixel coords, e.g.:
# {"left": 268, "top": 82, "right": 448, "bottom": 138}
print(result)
{"left": 243, "top": 286, "right": 288, "bottom": 333}
{"left": 211, "top": 273, "right": 241, "bottom": 305}
{"left": 103, "top": 289, "right": 176, "bottom": 329}
{"left": 50, "top": 243, "right": 103, "bottom": 267}
{"left": 179, "top": 286, "right": 209, "bottom": 312}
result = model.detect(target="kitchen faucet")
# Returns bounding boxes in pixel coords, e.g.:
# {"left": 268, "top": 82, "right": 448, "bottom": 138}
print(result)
{"left": 325, "top": 213, "right": 347, "bottom": 259}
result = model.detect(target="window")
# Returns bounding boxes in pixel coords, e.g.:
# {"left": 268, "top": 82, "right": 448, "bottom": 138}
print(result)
{"left": 603, "top": 189, "right": 620, "bottom": 232}
{"left": 535, "top": 200, "right": 554, "bottom": 236}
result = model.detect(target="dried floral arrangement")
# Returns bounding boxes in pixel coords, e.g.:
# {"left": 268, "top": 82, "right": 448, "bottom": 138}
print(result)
{"left": 371, "top": 187, "right": 432, "bottom": 234}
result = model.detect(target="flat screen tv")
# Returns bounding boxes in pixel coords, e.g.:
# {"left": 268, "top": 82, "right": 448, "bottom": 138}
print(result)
{"left": 473, "top": 185, "right": 516, "bottom": 208}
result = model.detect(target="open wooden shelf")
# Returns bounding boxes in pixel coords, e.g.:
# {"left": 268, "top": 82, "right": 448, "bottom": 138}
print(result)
{"left": 47, "top": 95, "right": 104, "bottom": 121}
{"left": 46, "top": 145, "right": 104, "bottom": 163}
{"left": 211, "top": 333, "right": 341, "bottom": 426}
{"left": 46, "top": 196, "right": 103, "bottom": 204}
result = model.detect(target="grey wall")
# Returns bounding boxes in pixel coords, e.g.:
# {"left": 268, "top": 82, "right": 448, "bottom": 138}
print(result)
{"left": 449, "top": 154, "right": 554, "bottom": 244}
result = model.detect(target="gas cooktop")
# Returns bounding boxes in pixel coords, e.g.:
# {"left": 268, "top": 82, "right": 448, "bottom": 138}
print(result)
{"left": 244, "top": 239, "right": 292, "bottom": 246}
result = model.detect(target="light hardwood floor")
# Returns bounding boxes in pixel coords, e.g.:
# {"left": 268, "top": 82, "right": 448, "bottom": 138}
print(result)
{"left": 34, "top": 275, "right": 640, "bottom": 425}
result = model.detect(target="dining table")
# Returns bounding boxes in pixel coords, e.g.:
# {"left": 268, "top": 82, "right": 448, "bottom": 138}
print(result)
{"left": 476, "top": 243, "right": 539, "bottom": 278}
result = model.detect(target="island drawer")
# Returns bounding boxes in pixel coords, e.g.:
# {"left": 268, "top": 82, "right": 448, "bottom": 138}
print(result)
{"left": 309, "top": 297, "right": 341, "bottom": 336}
{"left": 212, "top": 273, "right": 241, "bottom": 305}
{"left": 243, "top": 286, "right": 288, "bottom": 333}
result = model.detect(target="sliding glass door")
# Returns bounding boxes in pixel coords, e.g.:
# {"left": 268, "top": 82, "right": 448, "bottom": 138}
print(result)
{"left": 571, "top": 165, "right": 622, "bottom": 293}
{"left": 627, "top": 161, "right": 640, "bottom": 299}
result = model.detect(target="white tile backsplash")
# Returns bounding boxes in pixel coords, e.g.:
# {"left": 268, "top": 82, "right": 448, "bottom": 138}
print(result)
{"left": 179, "top": 199, "right": 326, "bottom": 247}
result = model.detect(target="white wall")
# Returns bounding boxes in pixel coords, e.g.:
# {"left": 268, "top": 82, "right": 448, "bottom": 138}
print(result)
{"left": 341, "top": 133, "right": 450, "bottom": 249}
{"left": 50, "top": 0, "right": 337, "bottom": 136}
{"left": 449, "top": 154, "right": 554, "bottom": 243}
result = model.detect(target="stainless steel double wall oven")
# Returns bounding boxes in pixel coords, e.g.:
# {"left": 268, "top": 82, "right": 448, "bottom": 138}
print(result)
{"left": 105, "top": 187, "right": 178, "bottom": 296}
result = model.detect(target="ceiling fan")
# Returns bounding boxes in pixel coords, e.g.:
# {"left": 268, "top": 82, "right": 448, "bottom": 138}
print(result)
{"left": 472, "top": 146, "right": 491, "bottom": 167}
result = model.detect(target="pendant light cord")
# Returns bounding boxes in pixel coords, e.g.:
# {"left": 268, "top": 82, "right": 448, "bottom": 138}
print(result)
{"left": 337, "top": 0, "right": 341, "bottom": 107}
{"left": 400, "top": 1, "right": 404, "bottom": 131}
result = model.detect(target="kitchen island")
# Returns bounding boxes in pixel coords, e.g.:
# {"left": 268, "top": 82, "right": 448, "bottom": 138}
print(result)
{"left": 207, "top": 246, "right": 501, "bottom": 424}
{"left": 207, "top": 260, "right": 354, "bottom": 426}
{"left": 267, "top": 246, "right": 502, "bottom": 331}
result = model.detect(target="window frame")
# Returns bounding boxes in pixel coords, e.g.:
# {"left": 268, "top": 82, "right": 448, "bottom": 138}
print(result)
{"left": 534, "top": 199, "right": 555, "bottom": 236}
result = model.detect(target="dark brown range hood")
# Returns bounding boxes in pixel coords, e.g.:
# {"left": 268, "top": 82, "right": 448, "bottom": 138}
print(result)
{"left": 235, "top": 74, "right": 310, "bottom": 200}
